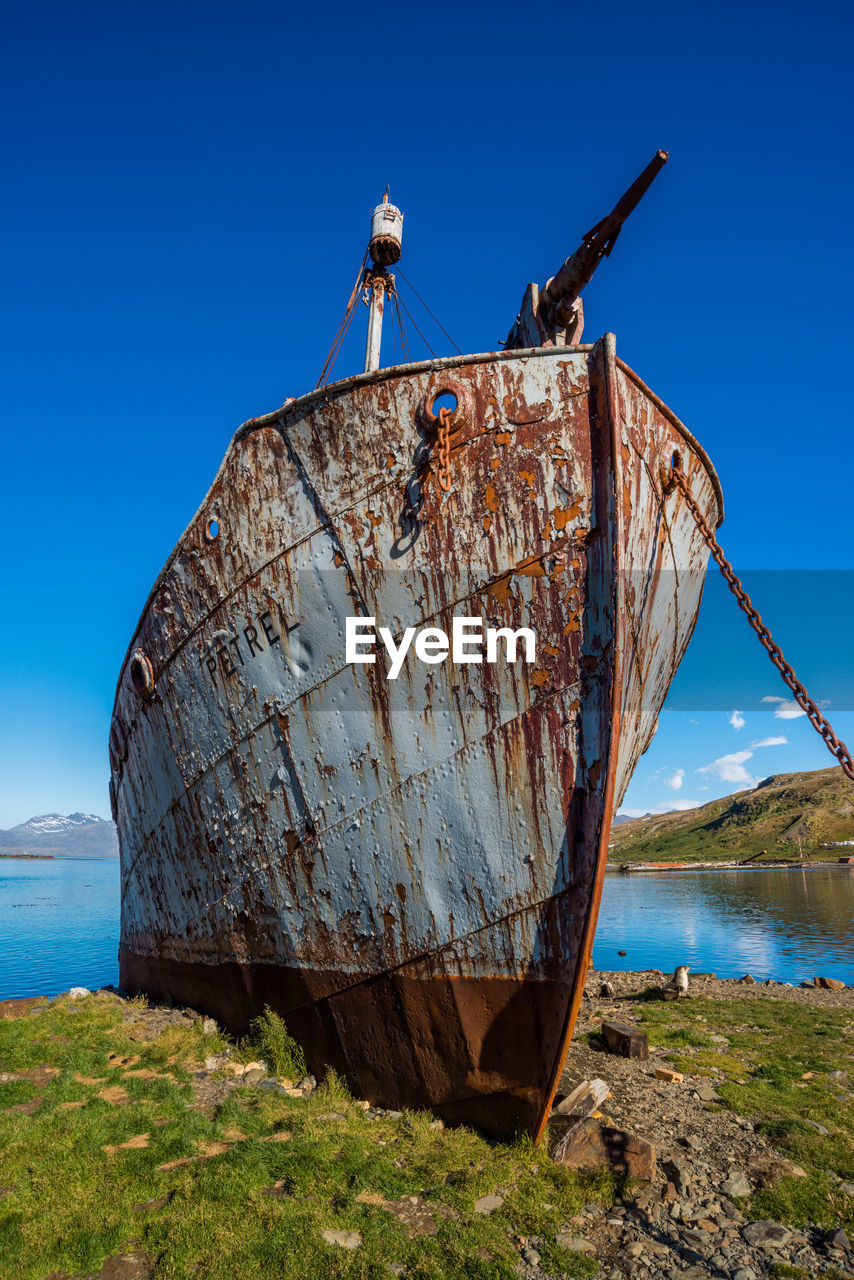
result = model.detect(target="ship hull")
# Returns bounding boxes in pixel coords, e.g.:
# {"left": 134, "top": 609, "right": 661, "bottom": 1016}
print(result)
{"left": 111, "top": 337, "right": 721, "bottom": 1139}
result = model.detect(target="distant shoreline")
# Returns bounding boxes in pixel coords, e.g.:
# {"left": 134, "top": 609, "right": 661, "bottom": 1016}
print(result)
{"left": 608, "top": 857, "right": 854, "bottom": 874}
{"left": 0, "top": 853, "right": 54, "bottom": 860}
{"left": 0, "top": 852, "right": 118, "bottom": 862}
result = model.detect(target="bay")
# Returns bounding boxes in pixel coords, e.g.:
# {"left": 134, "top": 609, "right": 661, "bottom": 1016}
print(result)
{"left": 0, "top": 857, "right": 120, "bottom": 1000}
{"left": 1, "top": 858, "right": 853, "bottom": 1001}
{"left": 593, "top": 864, "right": 854, "bottom": 985}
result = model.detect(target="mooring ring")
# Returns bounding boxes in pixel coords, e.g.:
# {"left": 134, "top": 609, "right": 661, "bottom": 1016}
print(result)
{"left": 418, "top": 376, "right": 472, "bottom": 435}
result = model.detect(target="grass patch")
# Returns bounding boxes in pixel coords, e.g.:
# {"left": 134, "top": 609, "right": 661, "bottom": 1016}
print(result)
{"left": 245, "top": 1006, "right": 307, "bottom": 1080}
{"left": 0, "top": 994, "right": 615, "bottom": 1279}
{"left": 638, "top": 997, "right": 854, "bottom": 1232}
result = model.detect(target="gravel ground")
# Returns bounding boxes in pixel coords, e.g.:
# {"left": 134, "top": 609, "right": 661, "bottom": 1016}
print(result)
{"left": 523, "top": 969, "right": 854, "bottom": 1280}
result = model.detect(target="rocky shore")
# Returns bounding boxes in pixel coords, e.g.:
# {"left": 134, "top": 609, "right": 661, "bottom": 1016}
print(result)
{"left": 543, "top": 968, "right": 854, "bottom": 1280}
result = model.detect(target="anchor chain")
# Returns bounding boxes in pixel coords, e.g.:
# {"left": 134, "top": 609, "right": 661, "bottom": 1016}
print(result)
{"left": 436, "top": 405, "right": 453, "bottom": 493}
{"left": 671, "top": 458, "right": 854, "bottom": 782}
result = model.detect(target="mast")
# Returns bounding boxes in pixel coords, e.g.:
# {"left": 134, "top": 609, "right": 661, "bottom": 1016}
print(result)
{"left": 364, "top": 192, "right": 403, "bottom": 373}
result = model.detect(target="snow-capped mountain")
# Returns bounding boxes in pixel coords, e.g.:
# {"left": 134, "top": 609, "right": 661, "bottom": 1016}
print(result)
{"left": 0, "top": 813, "right": 118, "bottom": 858}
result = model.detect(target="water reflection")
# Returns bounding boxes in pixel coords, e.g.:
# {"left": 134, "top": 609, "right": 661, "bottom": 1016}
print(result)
{"left": 594, "top": 865, "right": 854, "bottom": 984}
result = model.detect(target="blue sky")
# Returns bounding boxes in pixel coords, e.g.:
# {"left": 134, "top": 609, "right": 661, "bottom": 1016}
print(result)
{"left": 1, "top": 0, "right": 852, "bottom": 828}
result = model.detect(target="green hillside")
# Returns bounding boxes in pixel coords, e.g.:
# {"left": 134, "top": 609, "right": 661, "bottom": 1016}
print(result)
{"left": 609, "top": 765, "right": 854, "bottom": 864}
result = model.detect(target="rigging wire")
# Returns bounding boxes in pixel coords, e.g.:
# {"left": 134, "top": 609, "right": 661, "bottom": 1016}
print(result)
{"left": 315, "top": 250, "right": 369, "bottom": 389}
{"left": 396, "top": 269, "right": 462, "bottom": 354}
{"left": 393, "top": 290, "right": 412, "bottom": 364}
{"left": 396, "top": 293, "right": 437, "bottom": 358}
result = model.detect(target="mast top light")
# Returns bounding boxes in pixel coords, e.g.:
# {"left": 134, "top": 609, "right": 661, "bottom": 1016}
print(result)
{"left": 369, "top": 191, "right": 403, "bottom": 266}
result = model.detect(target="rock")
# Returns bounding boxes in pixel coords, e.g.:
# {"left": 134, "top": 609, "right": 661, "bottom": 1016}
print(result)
{"left": 474, "top": 1193, "right": 504, "bottom": 1215}
{"left": 746, "top": 1155, "right": 806, "bottom": 1186}
{"left": 202, "top": 1018, "right": 218, "bottom": 1035}
{"left": 601, "top": 1021, "right": 649, "bottom": 1061}
{"left": 600, "top": 981, "right": 615, "bottom": 997}
{"left": 799, "top": 980, "right": 816, "bottom": 988}
{"left": 815, "top": 976, "right": 846, "bottom": 990}
{"left": 721, "top": 1172, "right": 751, "bottom": 1198}
{"left": 828, "top": 1228, "right": 851, "bottom": 1252}
{"left": 839, "top": 1182, "right": 854, "bottom": 1196}
{"left": 739, "top": 974, "right": 756, "bottom": 984}
{"left": 243, "top": 1068, "right": 267, "bottom": 1085}
{"left": 655, "top": 1068, "right": 684, "bottom": 1083}
{"left": 521, "top": 1246, "right": 541, "bottom": 1265}
{"left": 259, "top": 1080, "right": 288, "bottom": 1094}
{"left": 428, "top": 1118, "right": 444, "bottom": 1130}
{"left": 693, "top": 1083, "right": 719, "bottom": 1103}
{"left": 804, "top": 1118, "right": 829, "bottom": 1135}
{"left": 618, "top": 950, "right": 627, "bottom": 956}
{"left": 315, "top": 1111, "right": 346, "bottom": 1121}
{"left": 741, "top": 1220, "right": 792, "bottom": 1248}
{"left": 732, "top": 1269, "right": 757, "bottom": 1280}
{"left": 828, "top": 1070, "right": 848, "bottom": 1082}
{"left": 552, "top": 1118, "right": 656, "bottom": 1181}
{"left": 298, "top": 1075, "right": 317, "bottom": 1092}
{"left": 625, "top": 1242, "right": 645, "bottom": 1259}
{"left": 68, "top": 987, "right": 90, "bottom": 999}
{"left": 556, "top": 1234, "right": 596, "bottom": 1253}
{"left": 661, "top": 1158, "right": 692, "bottom": 1196}
{"left": 321, "top": 1229, "right": 361, "bottom": 1249}
{"left": 283, "top": 1085, "right": 307, "bottom": 1098}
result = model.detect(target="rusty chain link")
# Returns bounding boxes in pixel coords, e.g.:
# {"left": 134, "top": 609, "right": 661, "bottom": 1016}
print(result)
{"left": 671, "top": 459, "right": 854, "bottom": 782}
{"left": 436, "top": 405, "right": 453, "bottom": 493}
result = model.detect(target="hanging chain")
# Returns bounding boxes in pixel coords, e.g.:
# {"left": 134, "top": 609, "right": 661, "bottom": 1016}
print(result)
{"left": 436, "top": 405, "right": 453, "bottom": 493}
{"left": 671, "top": 459, "right": 854, "bottom": 782}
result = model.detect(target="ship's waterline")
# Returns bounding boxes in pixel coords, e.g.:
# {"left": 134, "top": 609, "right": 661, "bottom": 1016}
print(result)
{"left": 111, "top": 340, "right": 721, "bottom": 1138}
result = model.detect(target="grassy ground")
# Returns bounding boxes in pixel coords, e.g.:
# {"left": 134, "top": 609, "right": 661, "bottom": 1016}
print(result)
{"left": 0, "top": 993, "right": 612, "bottom": 1280}
{"left": 3, "top": 991, "right": 853, "bottom": 1278}
{"left": 635, "top": 995, "right": 854, "bottom": 1233}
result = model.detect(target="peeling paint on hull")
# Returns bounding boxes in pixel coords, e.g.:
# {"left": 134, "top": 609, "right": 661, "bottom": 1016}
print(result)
{"left": 111, "top": 336, "right": 722, "bottom": 1140}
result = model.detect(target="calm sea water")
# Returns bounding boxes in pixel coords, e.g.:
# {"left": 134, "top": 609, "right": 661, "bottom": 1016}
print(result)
{"left": 592, "top": 864, "right": 854, "bottom": 986}
{"left": 0, "top": 858, "right": 120, "bottom": 1000}
{"left": 1, "top": 858, "right": 852, "bottom": 1000}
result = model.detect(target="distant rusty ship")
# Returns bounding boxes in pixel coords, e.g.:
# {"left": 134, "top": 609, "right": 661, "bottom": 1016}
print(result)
{"left": 110, "top": 151, "right": 722, "bottom": 1140}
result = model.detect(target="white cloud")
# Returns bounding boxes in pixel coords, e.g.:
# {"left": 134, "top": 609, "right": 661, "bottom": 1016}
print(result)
{"left": 697, "top": 750, "right": 757, "bottom": 785}
{"left": 729, "top": 710, "right": 745, "bottom": 731}
{"left": 664, "top": 769, "right": 685, "bottom": 791}
{"left": 761, "top": 695, "right": 807, "bottom": 720}
{"left": 750, "top": 736, "right": 788, "bottom": 749}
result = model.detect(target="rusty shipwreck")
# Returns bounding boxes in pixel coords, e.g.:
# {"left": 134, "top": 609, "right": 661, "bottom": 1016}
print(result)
{"left": 110, "top": 151, "right": 723, "bottom": 1140}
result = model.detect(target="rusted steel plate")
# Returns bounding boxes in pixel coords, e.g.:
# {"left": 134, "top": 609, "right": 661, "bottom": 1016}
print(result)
{"left": 112, "top": 338, "right": 720, "bottom": 1139}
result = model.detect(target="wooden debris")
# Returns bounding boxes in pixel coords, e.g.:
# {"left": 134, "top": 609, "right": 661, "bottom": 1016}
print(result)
{"left": 553, "top": 1078, "right": 611, "bottom": 1118}
{"left": 601, "top": 1020, "right": 649, "bottom": 1060}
